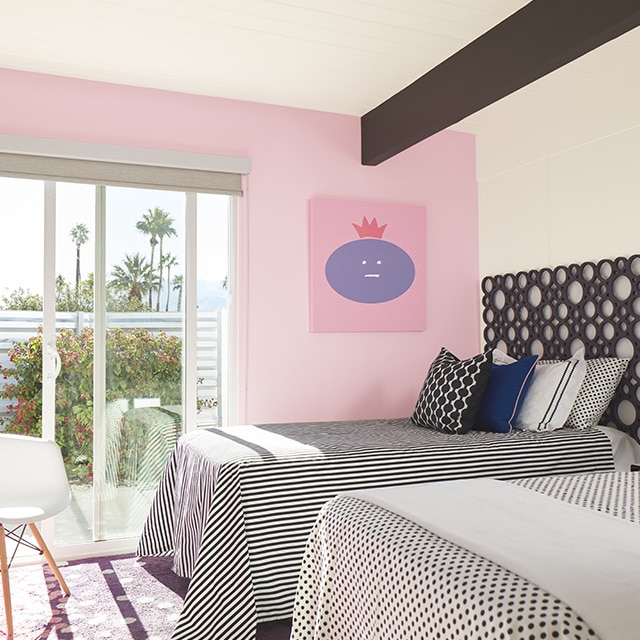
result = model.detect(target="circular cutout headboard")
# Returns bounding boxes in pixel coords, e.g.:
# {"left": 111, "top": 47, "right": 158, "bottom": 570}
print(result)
{"left": 481, "top": 255, "right": 640, "bottom": 442}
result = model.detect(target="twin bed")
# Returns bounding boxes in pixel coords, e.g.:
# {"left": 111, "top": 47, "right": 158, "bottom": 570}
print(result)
{"left": 292, "top": 471, "right": 640, "bottom": 640}
{"left": 137, "top": 254, "right": 640, "bottom": 640}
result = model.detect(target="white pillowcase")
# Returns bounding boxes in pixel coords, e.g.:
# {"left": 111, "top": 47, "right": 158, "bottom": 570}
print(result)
{"left": 493, "top": 348, "right": 587, "bottom": 432}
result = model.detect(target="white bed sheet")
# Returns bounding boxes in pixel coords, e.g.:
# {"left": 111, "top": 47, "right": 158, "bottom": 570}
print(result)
{"left": 595, "top": 425, "right": 640, "bottom": 470}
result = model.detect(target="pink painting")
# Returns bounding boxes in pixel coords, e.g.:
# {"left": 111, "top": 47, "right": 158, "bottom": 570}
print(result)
{"left": 309, "top": 197, "right": 426, "bottom": 332}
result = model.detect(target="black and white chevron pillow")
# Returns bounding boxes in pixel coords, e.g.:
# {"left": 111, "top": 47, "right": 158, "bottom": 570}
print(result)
{"left": 412, "top": 347, "right": 492, "bottom": 434}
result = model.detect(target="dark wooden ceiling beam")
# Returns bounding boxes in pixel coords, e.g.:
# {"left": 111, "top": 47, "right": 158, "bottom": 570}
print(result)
{"left": 361, "top": 0, "right": 640, "bottom": 166}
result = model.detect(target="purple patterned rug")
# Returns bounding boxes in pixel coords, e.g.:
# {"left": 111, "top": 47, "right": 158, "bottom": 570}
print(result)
{"left": 0, "top": 554, "right": 291, "bottom": 639}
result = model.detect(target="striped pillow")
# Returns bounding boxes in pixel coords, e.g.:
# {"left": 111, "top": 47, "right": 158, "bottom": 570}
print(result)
{"left": 513, "top": 348, "right": 587, "bottom": 432}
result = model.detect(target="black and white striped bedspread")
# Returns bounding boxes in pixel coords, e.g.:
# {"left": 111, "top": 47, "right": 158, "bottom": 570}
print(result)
{"left": 291, "top": 471, "right": 640, "bottom": 640}
{"left": 136, "top": 418, "right": 616, "bottom": 640}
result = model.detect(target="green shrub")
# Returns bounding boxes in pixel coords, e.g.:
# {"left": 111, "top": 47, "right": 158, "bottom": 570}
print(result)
{"left": 0, "top": 326, "right": 181, "bottom": 481}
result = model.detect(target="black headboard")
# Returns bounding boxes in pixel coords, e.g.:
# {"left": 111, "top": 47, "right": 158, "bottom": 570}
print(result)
{"left": 481, "top": 255, "right": 640, "bottom": 442}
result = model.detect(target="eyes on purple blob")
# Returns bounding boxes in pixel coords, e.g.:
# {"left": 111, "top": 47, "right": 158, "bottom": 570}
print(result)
{"left": 325, "top": 238, "right": 415, "bottom": 303}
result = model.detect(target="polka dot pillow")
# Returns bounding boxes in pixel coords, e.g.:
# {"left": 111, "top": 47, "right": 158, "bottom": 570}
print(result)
{"left": 412, "top": 347, "right": 493, "bottom": 434}
{"left": 565, "top": 357, "right": 629, "bottom": 429}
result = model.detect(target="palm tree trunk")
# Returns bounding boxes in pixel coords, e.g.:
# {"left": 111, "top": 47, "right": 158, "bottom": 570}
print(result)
{"left": 165, "top": 266, "right": 171, "bottom": 312}
{"left": 75, "top": 246, "right": 81, "bottom": 290}
{"left": 148, "top": 243, "right": 155, "bottom": 309}
{"left": 156, "top": 239, "right": 164, "bottom": 312}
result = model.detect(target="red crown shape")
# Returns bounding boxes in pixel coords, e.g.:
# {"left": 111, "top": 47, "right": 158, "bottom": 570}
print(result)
{"left": 352, "top": 216, "right": 387, "bottom": 238}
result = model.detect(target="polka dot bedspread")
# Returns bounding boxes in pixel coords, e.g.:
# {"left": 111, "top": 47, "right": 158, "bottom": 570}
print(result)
{"left": 292, "top": 471, "right": 640, "bottom": 640}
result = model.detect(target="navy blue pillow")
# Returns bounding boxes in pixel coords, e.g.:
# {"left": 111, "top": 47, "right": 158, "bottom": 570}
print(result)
{"left": 474, "top": 355, "right": 538, "bottom": 433}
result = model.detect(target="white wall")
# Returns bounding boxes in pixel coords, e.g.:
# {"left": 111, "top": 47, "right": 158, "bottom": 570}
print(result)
{"left": 476, "top": 43, "right": 640, "bottom": 278}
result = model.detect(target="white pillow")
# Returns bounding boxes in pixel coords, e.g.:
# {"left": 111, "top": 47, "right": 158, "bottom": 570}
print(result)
{"left": 493, "top": 348, "right": 587, "bottom": 432}
{"left": 493, "top": 349, "right": 518, "bottom": 366}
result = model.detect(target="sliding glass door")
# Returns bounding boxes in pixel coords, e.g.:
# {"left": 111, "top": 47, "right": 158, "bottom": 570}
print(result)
{"left": 0, "top": 177, "right": 232, "bottom": 555}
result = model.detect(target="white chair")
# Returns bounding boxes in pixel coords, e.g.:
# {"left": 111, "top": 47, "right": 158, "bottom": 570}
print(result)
{"left": 0, "top": 433, "right": 71, "bottom": 637}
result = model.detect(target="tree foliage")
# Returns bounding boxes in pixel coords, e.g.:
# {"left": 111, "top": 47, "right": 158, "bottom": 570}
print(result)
{"left": 1, "top": 287, "right": 43, "bottom": 311}
{"left": 56, "top": 274, "right": 94, "bottom": 312}
{"left": 135, "top": 208, "right": 177, "bottom": 311}
{"left": 1, "top": 207, "right": 183, "bottom": 314}
{"left": 1, "top": 274, "right": 154, "bottom": 313}
{"left": 109, "top": 252, "right": 153, "bottom": 304}
{"left": 0, "top": 327, "right": 182, "bottom": 481}
{"left": 0, "top": 209, "right": 189, "bottom": 482}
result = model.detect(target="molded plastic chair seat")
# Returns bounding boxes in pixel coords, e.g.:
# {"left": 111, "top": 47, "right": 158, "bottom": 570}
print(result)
{"left": 0, "top": 506, "right": 47, "bottom": 523}
{"left": 0, "top": 433, "right": 72, "bottom": 637}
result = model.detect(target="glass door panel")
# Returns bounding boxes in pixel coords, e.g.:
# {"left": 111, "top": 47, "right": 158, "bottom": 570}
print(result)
{"left": 52, "top": 184, "right": 187, "bottom": 544}
{"left": 54, "top": 182, "right": 96, "bottom": 545}
{"left": 0, "top": 178, "right": 44, "bottom": 435}
{"left": 196, "top": 193, "right": 230, "bottom": 427}
{"left": 0, "top": 175, "right": 232, "bottom": 553}
{"left": 0, "top": 177, "right": 45, "bottom": 436}
{"left": 0, "top": 177, "right": 45, "bottom": 423}
{"left": 101, "top": 186, "right": 185, "bottom": 540}
{"left": 0, "top": 178, "right": 46, "bottom": 559}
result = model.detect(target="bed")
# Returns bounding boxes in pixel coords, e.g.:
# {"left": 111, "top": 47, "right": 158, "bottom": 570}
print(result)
{"left": 137, "top": 254, "right": 640, "bottom": 640}
{"left": 290, "top": 470, "right": 640, "bottom": 640}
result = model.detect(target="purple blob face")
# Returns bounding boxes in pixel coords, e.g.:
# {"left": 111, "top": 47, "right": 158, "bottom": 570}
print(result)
{"left": 325, "top": 238, "right": 415, "bottom": 303}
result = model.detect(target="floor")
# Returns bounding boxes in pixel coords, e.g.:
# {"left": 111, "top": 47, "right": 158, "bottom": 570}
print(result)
{"left": 11, "top": 483, "right": 151, "bottom": 562}
{"left": 56, "top": 483, "right": 155, "bottom": 544}
{"left": 7, "top": 488, "right": 296, "bottom": 639}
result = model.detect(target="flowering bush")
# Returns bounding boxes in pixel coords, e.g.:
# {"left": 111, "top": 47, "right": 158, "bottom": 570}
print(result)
{"left": 196, "top": 376, "right": 218, "bottom": 413}
{"left": 0, "top": 326, "right": 182, "bottom": 481}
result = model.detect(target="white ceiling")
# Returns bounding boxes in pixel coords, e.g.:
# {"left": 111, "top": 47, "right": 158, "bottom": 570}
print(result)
{"left": 2, "top": 1, "right": 640, "bottom": 135}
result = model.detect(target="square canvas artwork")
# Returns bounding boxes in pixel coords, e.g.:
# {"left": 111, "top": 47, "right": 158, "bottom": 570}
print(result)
{"left": 309, "top": 197, "right": 426, "bottom": 332}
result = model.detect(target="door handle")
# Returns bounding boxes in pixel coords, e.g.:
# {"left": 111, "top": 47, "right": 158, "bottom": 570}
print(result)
{"left": 45, "top": 344, "right": 62, "bottom": 380}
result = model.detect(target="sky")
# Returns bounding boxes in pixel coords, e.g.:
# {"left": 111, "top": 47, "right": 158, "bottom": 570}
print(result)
{"left": 0, "top": 177, "right": 229, "bottom": 305}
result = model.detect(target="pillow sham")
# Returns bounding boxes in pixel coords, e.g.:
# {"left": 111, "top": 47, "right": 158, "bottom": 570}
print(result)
{"left": 513, "top": 348, "right": 587, "bottom": 431}
{"left": 474, "top": 354, "right": 539, "bottom": 433}
{"left": 412, "top": 347, "right": 492, "bottom": 435}
{"left": 565, "top": 357, "right": 629, "bottom": 429}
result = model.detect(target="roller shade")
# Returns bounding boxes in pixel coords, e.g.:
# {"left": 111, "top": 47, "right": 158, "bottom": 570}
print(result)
{"left": 0, "top": 137, "right": 249, "bottom": 196}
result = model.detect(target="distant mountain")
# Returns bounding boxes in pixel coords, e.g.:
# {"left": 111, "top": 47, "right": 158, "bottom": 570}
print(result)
{"left": 163, "top": 279, "right": 228, "bottom": 311}
{"left": 197, "top": 279, "right": 228, "bottom": 311}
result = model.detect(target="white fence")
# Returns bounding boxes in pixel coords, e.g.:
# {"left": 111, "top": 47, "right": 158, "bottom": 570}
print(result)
{"left": 0, "top": 310, "right": 223, "bottom": 424}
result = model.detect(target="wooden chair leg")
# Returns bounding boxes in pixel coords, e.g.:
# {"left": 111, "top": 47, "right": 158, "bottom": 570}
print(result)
{"left": 0, "top": 524, "right": 13, "bottom": 638}
{"left": 27, "top": 524, "right": 70, "bottom": 596}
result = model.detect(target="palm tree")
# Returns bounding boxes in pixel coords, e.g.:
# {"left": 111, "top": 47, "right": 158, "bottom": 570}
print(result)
{"left": 70, "top": 223, "right": 89, "bottom": 292}
{"left": 136, "top": 208, "right": 177, "bottom": 311}
{"left": 162, "top": 254, "right": 179, "bottom": 311}
{"left": 136, "top": 209, "right": 160, "bottom": 308}
{"left": 172, "top": 274, "right": 184, "bottom": 312}
{"left": 109, "top": 253, "right": 152, "bottom": 303}
{"left": 154, "top": 212, "right": 177, "bottom": 311}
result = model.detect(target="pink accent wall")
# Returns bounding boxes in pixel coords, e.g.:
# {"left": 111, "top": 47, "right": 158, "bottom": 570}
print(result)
{"left": 1, "top": 68, "right": 480, "bottom": 424}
